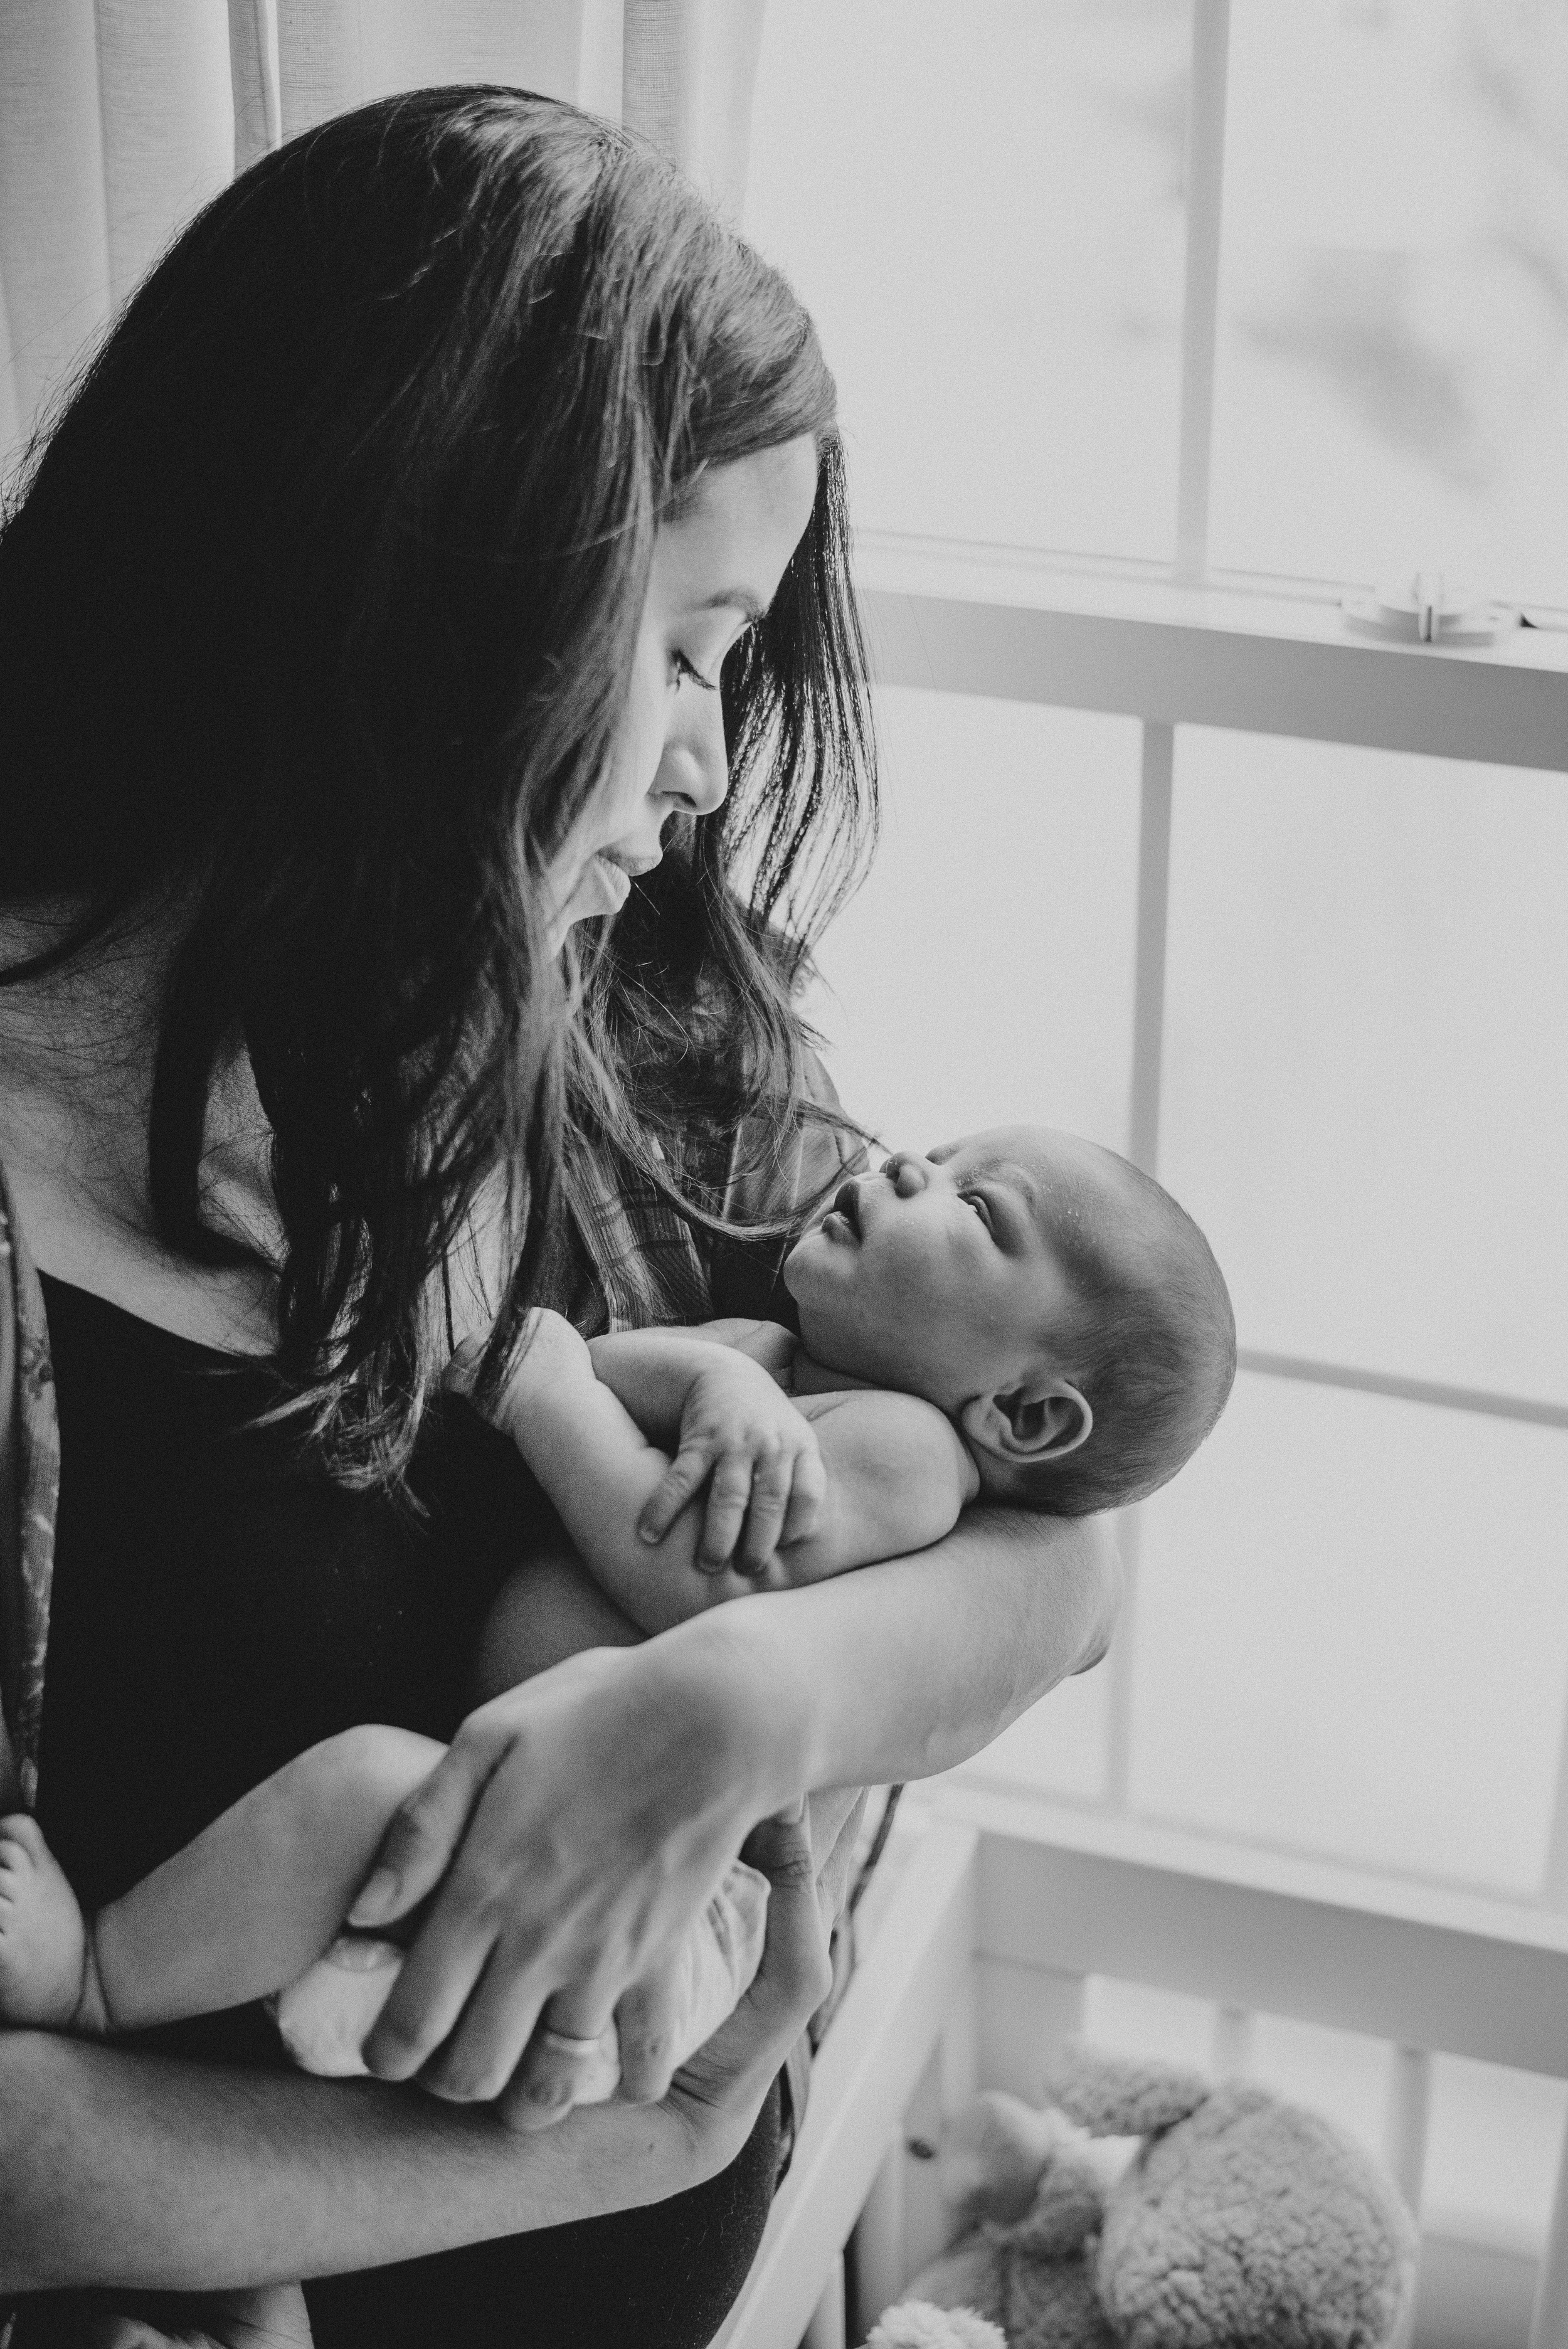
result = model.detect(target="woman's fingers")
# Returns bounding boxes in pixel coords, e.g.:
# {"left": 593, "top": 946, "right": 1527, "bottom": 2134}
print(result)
{"left": 732, "top": 1806, "right": 830, "bottom": 2036}
{"left": 496, "top": 1980, "right": 623, "bottom": 2129}
{"left": 359, "top": 1852, "right": 503, "bottom": 2081}
{"left": 81, "top": 2283, "right": 315, "bottom": 2349}
{"left": 363, "top": 1933, "right": 493, "bottom": 2086}
{"left": 347, "top": 1729, "right": 499, "bottom": 1931}
{"left": 667, "top": 1806, "right": 829, "bottom": 2118}
{"left": 359, "top": 1646, "right": 773, "bottom": 2111}
{"left": 612, "top": 1936, "right": 691, "bottom": 2103}
{"left": 420, "top": 1943, "right": 608, "bottom": 2111}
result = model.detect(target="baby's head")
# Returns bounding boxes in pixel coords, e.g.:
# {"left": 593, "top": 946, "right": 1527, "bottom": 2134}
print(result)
{"left": 782, "top": 1126, "right": 1234, "bottom": 1515}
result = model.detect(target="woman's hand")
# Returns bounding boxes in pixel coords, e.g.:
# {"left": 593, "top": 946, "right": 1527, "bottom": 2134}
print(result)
{"left": 83, "top": 2283, "right": 313, "bottom": 2349}
{"left": 634, "top": 1349, "right": 826, "bottom": 1574}
{"left": 497, "top": 1805, "right": 831, "bottom": 2163}
{"left": 350, "top": 1621, "right": 802, "bottom": 2107}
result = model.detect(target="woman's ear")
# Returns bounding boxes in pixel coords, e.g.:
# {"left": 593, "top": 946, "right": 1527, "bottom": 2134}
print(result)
{"left": 960, "top": 1379, "right": 1093, "bottom": 1471}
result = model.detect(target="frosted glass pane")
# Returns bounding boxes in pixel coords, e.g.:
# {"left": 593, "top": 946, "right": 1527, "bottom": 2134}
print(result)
{"left": 1160, "top": 731, "right": 1568, "bottom": 1403}
{"left": 1425, "top": 2056, "right": 1568, "bottom": 2251}
{"left": 1210, "top": 0, "right": 1568, "bottom": 604}
{"left": 805, "top": 689, "right": 1140, "bottom": 1156}
{"left": 1129, "top": 1372, "right": 1568, "bottom": 1894}
{"left": 746, "top": 0, "right": 1187, "bottom": 560}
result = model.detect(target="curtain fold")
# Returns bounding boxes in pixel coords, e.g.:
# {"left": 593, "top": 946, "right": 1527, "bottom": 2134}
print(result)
{"left": 623, "top": 0, "right": 765, "bottom": 221}
{"left": 228, "top": 0, "right": 281, "bottom": 181}
{"left": 0, "top": 0, "right": 109, "bottom": 482}
{"left": 96, "top": 0, "right": 233, "bottom": 313}
{"left": 1, "top": 0, "right": 766, "bottom": 490}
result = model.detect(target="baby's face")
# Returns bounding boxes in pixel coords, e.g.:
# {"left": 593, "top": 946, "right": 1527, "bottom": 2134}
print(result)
{"left": 783, "top": 1125, "right": 1098, "bottom": 1412}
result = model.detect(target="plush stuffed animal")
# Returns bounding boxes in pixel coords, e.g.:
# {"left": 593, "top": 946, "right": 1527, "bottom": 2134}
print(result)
{"left": 869, "top": 2042, "right": 1418, "bottom": 2348}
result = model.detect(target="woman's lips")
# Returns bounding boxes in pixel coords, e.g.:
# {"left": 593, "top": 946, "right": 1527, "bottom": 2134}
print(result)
{"left": 578, "top": 854, "right": 633, "bottom": 918}
{"left": 548, "top": 852, "right": 637, "bottom": 948}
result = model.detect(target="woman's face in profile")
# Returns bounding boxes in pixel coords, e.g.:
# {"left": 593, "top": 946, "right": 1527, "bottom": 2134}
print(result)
{"left": 546, "top": 432, "right": 820, "bottom": 944}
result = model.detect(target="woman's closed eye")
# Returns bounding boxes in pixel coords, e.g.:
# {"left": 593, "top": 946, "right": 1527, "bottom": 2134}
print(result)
{"left": 669, "top": 649, "right": 718, "bottom": 692}
{"left": 961, "top": 1190, "right": 992, "bottom": 1231}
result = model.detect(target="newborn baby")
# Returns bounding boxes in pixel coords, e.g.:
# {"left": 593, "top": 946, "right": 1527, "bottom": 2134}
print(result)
{"left": 485, "top": 1123, "right": 1236, "bottom": 1641}
{"left": 0, "top": 1125, "right": 1231, "bottom": 2106}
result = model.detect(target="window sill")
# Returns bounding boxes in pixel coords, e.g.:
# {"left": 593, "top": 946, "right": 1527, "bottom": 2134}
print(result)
{"left": 855, "top": 533, "right": 1568, "bottom": 772}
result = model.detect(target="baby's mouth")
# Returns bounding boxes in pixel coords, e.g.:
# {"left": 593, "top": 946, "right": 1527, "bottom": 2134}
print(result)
{"left": 820, "top": 1179, "right": 862, "bottom": 1244}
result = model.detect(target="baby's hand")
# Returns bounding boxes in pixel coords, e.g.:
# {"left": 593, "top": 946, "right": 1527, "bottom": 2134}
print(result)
{"left": 638, "top": 1350, "right": 825, "bottom": 1574}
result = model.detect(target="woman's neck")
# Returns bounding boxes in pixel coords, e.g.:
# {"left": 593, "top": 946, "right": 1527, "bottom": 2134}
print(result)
{"left": 0, "top": 898, "right": 280, "bottom": 1355}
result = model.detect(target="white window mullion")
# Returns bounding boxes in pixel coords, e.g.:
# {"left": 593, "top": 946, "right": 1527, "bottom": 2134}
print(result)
{"left": 1105, "top": 716, "right": 1177, "bottom": 1812}
{"left": 1129, "top": 719, "right": 1175, "bottom": 1182}
{"left": 1175, "top": 0, "right": 1232, "bottom": 583}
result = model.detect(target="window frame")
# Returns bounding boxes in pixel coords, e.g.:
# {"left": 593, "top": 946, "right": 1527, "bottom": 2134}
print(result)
{"left": 855, "top": 0, "right": 1568, "bottom": 1875}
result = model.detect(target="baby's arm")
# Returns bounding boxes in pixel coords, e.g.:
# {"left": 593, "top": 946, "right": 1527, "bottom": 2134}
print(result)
{"left": 0, "top": 1726, "right": 443, "bottom": 2040}
{"left": 475, "top": 1312, "right": 975, "bottom": 1631}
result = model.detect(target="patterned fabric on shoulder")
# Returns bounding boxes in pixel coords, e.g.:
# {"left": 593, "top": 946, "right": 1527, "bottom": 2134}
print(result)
{"left": 0, "top": 1158, "right": 60, "bottom": 1814}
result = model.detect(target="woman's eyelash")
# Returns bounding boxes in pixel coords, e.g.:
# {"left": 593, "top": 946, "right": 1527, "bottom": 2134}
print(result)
{"left": 669, "top": 650, "right": 717, "bottom": 692}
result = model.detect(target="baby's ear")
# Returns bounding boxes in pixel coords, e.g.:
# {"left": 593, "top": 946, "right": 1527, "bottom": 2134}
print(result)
{"left": 960, "top": 1379, "right": 1092, "bottom": 1473}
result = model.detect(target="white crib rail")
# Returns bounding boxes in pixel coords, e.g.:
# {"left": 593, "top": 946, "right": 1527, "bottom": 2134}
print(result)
{"left": 714, "top": 1819, "right": 979, "bottom": 2349}
{"left": 719, "top": 1787, "right": 1568, "bottom": 2349}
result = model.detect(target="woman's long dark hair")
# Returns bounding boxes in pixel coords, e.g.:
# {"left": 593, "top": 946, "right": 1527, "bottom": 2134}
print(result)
{"left": 0, "top": 87, "right": 876, "bottom": 1492}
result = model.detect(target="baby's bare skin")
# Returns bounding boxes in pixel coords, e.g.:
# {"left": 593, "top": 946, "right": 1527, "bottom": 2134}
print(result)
{"left": 0, "top": 1811, "right": 104, "bottom": 2032}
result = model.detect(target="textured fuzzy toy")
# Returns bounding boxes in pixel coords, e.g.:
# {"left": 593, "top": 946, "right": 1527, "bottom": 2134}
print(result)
{"left": 865, "top": 2306, "right": 1007, "bottom": 2349}
{"left": 877, "top": 2042, "right": 1418, "bottom": 2349}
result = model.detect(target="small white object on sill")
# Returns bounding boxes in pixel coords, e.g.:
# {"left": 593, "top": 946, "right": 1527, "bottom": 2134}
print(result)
{"left": 1341, "top": 571, "right": 1518, "bottom": 647}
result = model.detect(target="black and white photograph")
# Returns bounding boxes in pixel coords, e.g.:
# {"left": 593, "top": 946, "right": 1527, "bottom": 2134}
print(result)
{"left": 0, "top": 5, "right": 1564, "bottom": 2346}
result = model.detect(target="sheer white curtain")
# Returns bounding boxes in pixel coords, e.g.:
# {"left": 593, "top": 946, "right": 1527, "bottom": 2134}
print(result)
{"left": 0, "top": 0, "right": 766, "bottom": 485}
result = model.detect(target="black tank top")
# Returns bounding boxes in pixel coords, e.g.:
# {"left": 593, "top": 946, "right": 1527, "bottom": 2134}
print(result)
{"left": 24, "top": 1275, "right": 778, "bottom": 2349}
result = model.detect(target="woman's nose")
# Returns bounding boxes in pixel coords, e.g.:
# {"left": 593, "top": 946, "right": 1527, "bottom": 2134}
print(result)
{"left": 659, "top": 693, "right": 730, "bottom": 819}
{"left": 886, "top": 1153, "right": 926, "bottom": 1198}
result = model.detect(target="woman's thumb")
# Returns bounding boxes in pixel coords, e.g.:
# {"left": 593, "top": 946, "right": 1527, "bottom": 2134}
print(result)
{"left": 739, "top": 1798, "right": 812, "bottom": 1888}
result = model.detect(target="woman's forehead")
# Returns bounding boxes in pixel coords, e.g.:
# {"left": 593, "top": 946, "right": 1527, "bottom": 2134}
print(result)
{"left": 653, "top": 439, "right": 818, "bottom": 607}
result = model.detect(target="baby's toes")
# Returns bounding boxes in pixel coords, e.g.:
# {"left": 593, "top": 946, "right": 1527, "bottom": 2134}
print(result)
{"left": 0, "top": 1813, "right": 48, "bottom": 1869}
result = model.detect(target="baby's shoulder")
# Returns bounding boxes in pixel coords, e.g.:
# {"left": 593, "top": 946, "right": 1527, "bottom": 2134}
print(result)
{"left": 693, "top": 1315, "right": 800, "bottom": 1390}
{"left": 794, "top": 1386, "right": 982, "bottom": 1503}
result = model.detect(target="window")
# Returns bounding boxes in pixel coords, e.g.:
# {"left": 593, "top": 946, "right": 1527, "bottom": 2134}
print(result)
{"left": 752, "top": 0, "right": 1568, "bottom": 1902}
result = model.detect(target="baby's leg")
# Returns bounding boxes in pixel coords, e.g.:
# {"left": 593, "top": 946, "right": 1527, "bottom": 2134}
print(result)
{"left": 467, "top": 1540, "right": 643, "bottom": 1705}
{"left": 93, "top": 1724, "right": 444, "bottom": 2034}
{"left": 0, "top": 1812, "right": 92, "bottom": 2028}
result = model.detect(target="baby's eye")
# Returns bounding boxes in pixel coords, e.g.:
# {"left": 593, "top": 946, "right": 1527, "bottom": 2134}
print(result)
{"left": 669, "top": 650, "right": 718, "bottom": 692}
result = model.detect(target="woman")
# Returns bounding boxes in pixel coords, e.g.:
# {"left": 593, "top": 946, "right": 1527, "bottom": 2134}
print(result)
{"left": 0, "top": 88, "right": 1116, "bottom": 2346}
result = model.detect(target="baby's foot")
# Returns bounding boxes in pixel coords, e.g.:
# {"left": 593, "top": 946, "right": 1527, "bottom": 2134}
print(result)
{"left": 0, "top": 1812, "right": 101, "bottom": 2030}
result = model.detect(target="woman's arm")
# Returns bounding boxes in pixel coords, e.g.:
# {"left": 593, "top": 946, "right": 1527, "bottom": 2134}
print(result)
{"left": 352, "top": 1505, "right": 1120, "bottom": 2099}
{"left": 704, "top": 1501, "right": 1121, "bottom": 1788}
{"left": 0, "top": 2033, "right": 674, "bottom": 2293}
{"left": 0, "top": 1806, "right": 827, "bottom": 2296}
